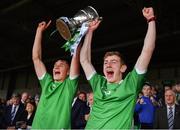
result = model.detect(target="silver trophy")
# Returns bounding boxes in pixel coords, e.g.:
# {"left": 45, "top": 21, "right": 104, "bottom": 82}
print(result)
{"left": 56, "top": 6, "right": 100, "bottom": 40}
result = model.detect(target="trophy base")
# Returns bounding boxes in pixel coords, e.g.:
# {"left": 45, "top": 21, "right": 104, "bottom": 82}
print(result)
{"left": 56, "top": 19, "right": 71, "bottom": 40}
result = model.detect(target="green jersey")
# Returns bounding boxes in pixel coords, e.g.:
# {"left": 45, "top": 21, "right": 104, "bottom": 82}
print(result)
{"left": 32, "top": 73, "right": 78, "bottom": 129}
{"left": 85, "top": 68, "right": 146, "bottom": 129}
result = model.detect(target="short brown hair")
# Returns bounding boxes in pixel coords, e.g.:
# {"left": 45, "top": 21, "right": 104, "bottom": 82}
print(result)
{"left": 11, "top": 93, "right": 21, "bottom": 99}
{"left": 104, "top": 51, "right": 125, "bottom": 65}
{"left": 56, "top": 59, "right": 69, "bottom": 65}
{"left": 55, "top": 60, "right": 70, "bottom": 68}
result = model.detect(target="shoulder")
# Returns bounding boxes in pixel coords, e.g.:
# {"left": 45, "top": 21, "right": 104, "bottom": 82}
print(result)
{"left": 88, "top": 73, "right": 106, "bottom": 83}
{"left": 175, "top": 104, "right": 180, "bottom": 108}
{"left": 39, "top": 73, "right": 52, "bottom": 80}
{"left": 124, "top": 68, "right": 146, "bottom": 81}
{"left": 6, "top": 105, "right": 12, "bottom": 110}
{"left": 175, "top": 105, "right": 180, "bottom": 112}
{"left": 17, "top": 104, "right": 25, "bottom": 113}
{"left": 65, "top": 76, "right": 79, "bottom": 85}
{"left": 39, "top": 73, "right": 53, "bottom": 87}
{"left": 156, "top": 106, "right": 166, "bottom": 112}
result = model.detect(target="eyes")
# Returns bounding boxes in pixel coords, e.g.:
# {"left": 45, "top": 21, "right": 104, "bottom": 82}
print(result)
{"left": 104, "top": 60, "right": 119, "bottom": 65}
{"left": 54, "top": 64, "right": 66, "bottom": 68}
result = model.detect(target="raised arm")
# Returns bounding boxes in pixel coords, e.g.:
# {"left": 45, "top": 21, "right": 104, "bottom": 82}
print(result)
{"left": 80, "top": 20, "right": 101, "bottom": 79}
{"left": 69, "top": 44, "right": 81, "bottom": 79}
{"left": 32, "top": 21, "right": 51, "bottom": 78}
{"left": 135, "top": 7, "right": 156, "bottom": 73}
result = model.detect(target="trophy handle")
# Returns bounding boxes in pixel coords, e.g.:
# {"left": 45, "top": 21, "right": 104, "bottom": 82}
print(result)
{"left": 56, "top": 18, "right": 72, "bottom": 40}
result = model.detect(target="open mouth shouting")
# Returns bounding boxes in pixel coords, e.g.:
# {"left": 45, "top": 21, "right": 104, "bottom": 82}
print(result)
{"left": 53, "top": 69, "right": 61, "bottom": 80}
{"left": 105, "top": 68, "right": 114, "bottom": 79}
{"left": 54, "top": 71, "right": 61, "bottom": 75}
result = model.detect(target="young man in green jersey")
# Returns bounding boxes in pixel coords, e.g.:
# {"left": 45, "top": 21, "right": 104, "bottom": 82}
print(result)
{"left": 32, "top": 21, "right": 80, "bottom": 129}
{"left": 80, "top": 7, "right": 156, "bottom": 129}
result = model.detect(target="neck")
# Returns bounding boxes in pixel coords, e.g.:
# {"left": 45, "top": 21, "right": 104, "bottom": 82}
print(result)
{"left": 144, "top": 94, "right": 149, "bottom": 97}
{"left": 54, "top": 79, "right": 64, "bottom": 82}
{"left": 167, "top": 103, "right": 175, "bottom": 107}
{"left": 28, "top": 112, "right": 33, "bottom": 115}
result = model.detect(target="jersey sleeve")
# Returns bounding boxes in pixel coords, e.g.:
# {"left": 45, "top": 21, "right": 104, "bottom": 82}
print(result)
{"left": 39, "top": 73, "right": 53, "bottom": 93}
{"left": 124, "top": 68, "right": 146, "bottom": 94}
{"left": 88, "top": 73, "right": 106, "bottom": 92}
{"left": 66, "top": 76, "right": 79, "bottom": 97}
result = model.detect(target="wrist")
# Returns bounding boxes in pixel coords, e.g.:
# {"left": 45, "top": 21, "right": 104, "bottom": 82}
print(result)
{"left": 36, "top": 29, "right": 44, "bottom": 34}
{"left": 147, "top": 16, "right": 156, "bottom": 23}
{"left": 87, "top": 30, "right": 94, "bottom": 35}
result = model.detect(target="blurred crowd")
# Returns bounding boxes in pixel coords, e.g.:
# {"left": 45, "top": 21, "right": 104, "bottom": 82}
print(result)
{"left": 0, "top": 80, "right": 180, "bottom": 129}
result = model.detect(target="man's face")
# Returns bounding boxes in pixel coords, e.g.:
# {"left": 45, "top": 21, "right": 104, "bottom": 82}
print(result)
{"left": 165, "top": 90, "right": 176, "bottom": 106}
{"left": 78, "top": 93, "right": 86, "bottom": 101}
{"left": 12, "top": 97, "right": 20, "bottom": 106}
{"left": 21, "top": 93, "right": 28, "bottom": 102}
{"left": 142, "top": 85, "right": 151, "bottom": 96}
{"left": 53, "top": 60, "right": 69, "bottom": 82}
{"left": 103, "top": 55, "right": 125, "bottom": 83}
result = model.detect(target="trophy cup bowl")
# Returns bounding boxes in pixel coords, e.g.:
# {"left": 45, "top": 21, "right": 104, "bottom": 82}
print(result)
{"left": 56, "top": 6, "right": 100, "bottom": 40}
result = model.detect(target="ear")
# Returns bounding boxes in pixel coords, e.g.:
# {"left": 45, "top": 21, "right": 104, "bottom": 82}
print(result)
{"left": 120, "top": 64, "right": 127, "bottom": 73}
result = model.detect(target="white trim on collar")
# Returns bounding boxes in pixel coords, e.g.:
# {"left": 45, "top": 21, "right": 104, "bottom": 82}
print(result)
{"left": 107, "top": 80, "right": 123, "bottom": 84}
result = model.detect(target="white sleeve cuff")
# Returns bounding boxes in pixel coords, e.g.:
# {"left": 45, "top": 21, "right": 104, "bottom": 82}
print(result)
{"left": 69, "top": 75, "right": 79, "bottom": 80}
{"left": 135, "top": 67, "right": 147, "bottom": 75}
{"left": 38, "top": 73, "right": 46, "bottom": 80}
{"left": 87, "top": 71, "right": 96, "bottom": 80}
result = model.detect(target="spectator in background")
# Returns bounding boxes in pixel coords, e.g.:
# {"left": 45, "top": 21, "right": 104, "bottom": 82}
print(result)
{"left": 25, "top": 100, "right": 36, "bottom": 128}
{"left": 6, "top": 98, "right": 13, "bottom": 106}
{"left": 150, "top": 85, "right": 161, "bottom": 107}
{"left": 85, "top": 92, "right": 94, "bottom": 121}
{"left": 72, "top": 90, "right": 86, "bottom": 106}
{"left": 3, "top": 93, "right": 25, "bottom": 129}
{"left": 154, "top": 89, "right": 180, "bottom": 129}
{"left": 78, "top": 91, "right": 86, "bottom": 102}
{"left": 135, "top": 82, "right": 157, "bottom": 129}
{"left": 159, "top": 80, "right": 173, "bottom": 106}
{"left": 18, "top": 100, "right": 36, "bottom": 129}
{"left": 174, "top": 82, "right": 180, "bottom": 105}
{"left": 71, "top": 91, "right": 88, "bottom": 129}
{"left": 72, "top": 90, "right": 80, "bottom": 106}
{"left": 21, "top": 92, "right": 29, "bottom": 105}
{"left": 133, "top": 92, "right": 143, "bottom": 129}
